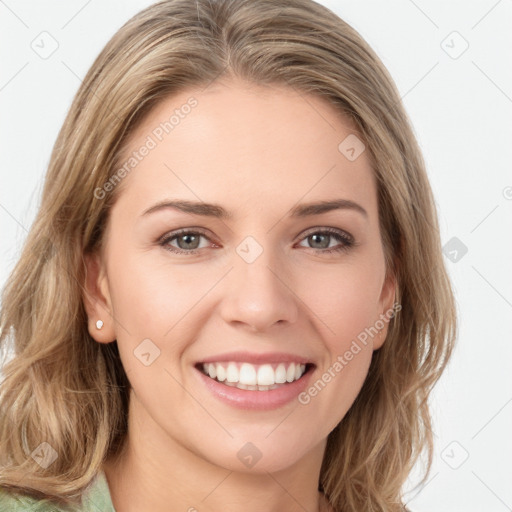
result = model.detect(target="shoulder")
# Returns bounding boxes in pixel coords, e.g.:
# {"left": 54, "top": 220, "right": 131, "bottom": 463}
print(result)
{"left": 0, "top": 487, "right": 71, "bottom": 511}
{"left": 0, "top": 470, "right": 115, "bottom": 511}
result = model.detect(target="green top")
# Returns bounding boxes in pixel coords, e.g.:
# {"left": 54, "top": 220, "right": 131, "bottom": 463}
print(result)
{"left": 0, "top": 470, "right": 116, "bottom": 511}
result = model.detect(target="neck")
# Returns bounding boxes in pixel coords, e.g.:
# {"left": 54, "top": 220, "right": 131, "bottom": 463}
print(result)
{"left": 103, "top": 390, "right": 331, "bottom": 512}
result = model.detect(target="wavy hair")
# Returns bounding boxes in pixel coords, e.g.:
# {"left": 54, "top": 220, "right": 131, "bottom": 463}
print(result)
{"left": 0, "top": 0, "right": 457, "bottom": 510}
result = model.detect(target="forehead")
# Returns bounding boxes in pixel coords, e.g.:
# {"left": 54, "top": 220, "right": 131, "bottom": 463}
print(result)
{"left": 113, "top": 78, "right": 377, "bottom": 219}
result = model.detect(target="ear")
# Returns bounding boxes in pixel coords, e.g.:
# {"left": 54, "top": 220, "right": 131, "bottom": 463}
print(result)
{"left": 83, "top": 252, "right": 116, "bottom": 344}
{"left": 373, "top": 268, "right": 397, "bottom": 351}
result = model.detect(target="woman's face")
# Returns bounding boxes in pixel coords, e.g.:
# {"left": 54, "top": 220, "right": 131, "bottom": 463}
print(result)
{"left": 86, "top": 78, "right": 395, "bottom": 474}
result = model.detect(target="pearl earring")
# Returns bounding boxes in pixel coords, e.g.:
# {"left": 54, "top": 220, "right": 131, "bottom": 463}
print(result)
{"left": 96, "top": 320, "right": 104, "bottom": 330}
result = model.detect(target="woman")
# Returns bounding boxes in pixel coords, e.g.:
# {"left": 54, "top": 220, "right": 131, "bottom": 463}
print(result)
{"left": 0, "top": 0, "right": 456, "bottom": 510}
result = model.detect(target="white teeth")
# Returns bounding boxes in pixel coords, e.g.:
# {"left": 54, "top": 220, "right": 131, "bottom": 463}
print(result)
{"left": 257, "top": 364, "right": 275, "bottom": 386}
{"left": 200, "top": 361, "right": 307, "bottom": 389}
{"left": 286, "top": 363, "right": 296, "bottom": 383}
{"left": 275, "top": 363, "right": 287, "bottom": 383}
{"left": 239, "top": 363, "right": 257, "bottom": 385}
{"left": 216, "top": 364, "right": 226, "bottom": 382}
{"left": 226, "top": 363, "right": 239, "bottom": 383}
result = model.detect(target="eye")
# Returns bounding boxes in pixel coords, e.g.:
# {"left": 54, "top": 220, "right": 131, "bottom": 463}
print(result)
{"left": 296, "top": 227, "right": 354, "bottom": 254}
{"left": 159, "top": 229, "right": 213, "bottom": 255}
{"left": 159, "top": 227, "right": 355, "bottom": 255}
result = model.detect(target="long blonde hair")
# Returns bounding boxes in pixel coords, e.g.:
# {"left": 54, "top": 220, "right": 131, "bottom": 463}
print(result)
{"left": 0, "top": 0, "right": 456, "bottom": 510}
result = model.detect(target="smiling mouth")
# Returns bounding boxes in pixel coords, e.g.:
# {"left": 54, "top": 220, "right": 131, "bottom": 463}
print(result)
{"left": 195, "top": 361, "right": 315, "bottom": 391}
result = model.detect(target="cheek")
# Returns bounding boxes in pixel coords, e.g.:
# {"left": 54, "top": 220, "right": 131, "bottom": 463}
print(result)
{"left": 297, "top": 268, "right": 377, "bottom": 428}
{"left": 108, "top": 249, "right": 204, "bottom": 334}
{"left": 293, "top": 260, "right": 382, "bottom": 420}
{"left": 299, "top": 260, "right": 384, "bottom": 353}
{"left": 105, "top": 257, "right": 195, "bottom": 403}
{"left": 106, "top": 251, "right": 217, "bottom": 385}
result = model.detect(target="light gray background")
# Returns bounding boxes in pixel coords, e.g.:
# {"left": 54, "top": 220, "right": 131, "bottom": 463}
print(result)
{"left": 1, "top": 1, "right": 511, "bottom": 511}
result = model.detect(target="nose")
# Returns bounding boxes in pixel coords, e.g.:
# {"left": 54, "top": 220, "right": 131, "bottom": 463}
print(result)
{"left": 219, "top": 248, "right": 299, "bottom": 332}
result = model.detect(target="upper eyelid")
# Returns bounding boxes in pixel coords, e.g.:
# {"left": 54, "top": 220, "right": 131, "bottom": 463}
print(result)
{"left": 160, "top": 226, "right": 354, "bottom": 245}
{"left": 301, "top": 226, "right": 353, "bottom": 239}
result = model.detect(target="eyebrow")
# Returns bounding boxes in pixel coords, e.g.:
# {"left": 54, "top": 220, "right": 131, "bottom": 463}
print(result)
{"left": 141, "top": 198, "right": 368, "bottom": 219}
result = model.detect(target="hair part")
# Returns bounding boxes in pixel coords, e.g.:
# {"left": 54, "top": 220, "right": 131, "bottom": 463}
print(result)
{"left": 0, "top": 0, "right": 456, "bottom": 510}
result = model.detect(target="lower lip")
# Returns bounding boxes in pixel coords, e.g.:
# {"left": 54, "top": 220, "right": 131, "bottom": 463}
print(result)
{"left": 194, "top": 365, "right": 314, "bottom": 411}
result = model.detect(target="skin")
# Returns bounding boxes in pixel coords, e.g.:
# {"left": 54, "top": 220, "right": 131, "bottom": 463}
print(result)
{"left": 83, "top": 77, "right": 396, "bottom": 512}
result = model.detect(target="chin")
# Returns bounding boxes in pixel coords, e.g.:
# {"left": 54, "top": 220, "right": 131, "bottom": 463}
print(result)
{"left": 194, "top": 433, "right": 318, "bottom": 475}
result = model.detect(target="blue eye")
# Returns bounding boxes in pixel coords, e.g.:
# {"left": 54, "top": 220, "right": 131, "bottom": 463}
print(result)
{"left": 297, "top": 228, "right": 354, "bottom": 254}
{"left": 159, "top": 227, "right": 354, "bottom": 255}
{"left": 160, "top": 230, "right": 210, "bottom": 254}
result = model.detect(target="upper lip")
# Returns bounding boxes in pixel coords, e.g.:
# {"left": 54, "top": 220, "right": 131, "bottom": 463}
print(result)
{"left": 197, "top": 351, "right": 315, "bottom": 366}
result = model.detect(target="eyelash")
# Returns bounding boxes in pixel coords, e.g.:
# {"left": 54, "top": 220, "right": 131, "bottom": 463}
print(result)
{"left": 158, "top": 227, "right": 355, "bottom": 256}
